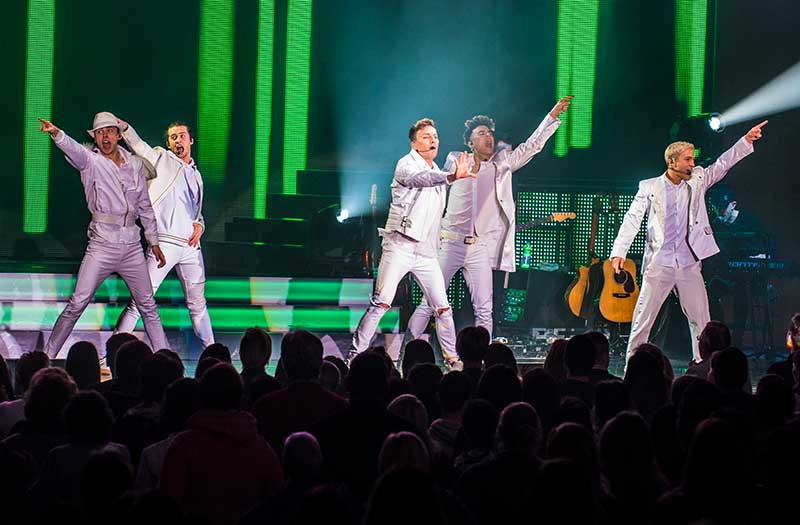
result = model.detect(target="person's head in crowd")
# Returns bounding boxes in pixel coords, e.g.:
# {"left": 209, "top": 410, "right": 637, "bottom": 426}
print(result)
{"left": 199, "top": 342, "right": 232, "bottom": 363}
{"left": 710, "top": 347, "right": 749, "bottom": 393}
{"left": 755, "top": 374, "right": 794, "bottom": 427}
{"left": 64, "top": 390, "right": 114, "bottom": 444}
{"left": 65, "top": 341, "right": 101, "bottom": 389}
{"left": 484, "top": 342, "right": 518, "bottom": 375}
{"left": 543, "top": 339, "right": 568, "bottom": 382}
{"left": 369, "top": 345, "right": 400, "bottom": 379}
{"left": 522, "top": 368, "right": 560, "bottom": 434}
{"left": 584, "top": 331, "right": 610, "bottom": 370}
{"left": 699, "top": 321, "right": 731, "bottom": 362}
{"left": 239, "top": 327, "right": 272, "bottom": 372}
{"left": 194, "top": 356, "right": 221, "bottom": 379}
{"left": 594, "top": 380, "right": 630, "bottom": 430}
{"left": 115, "top": 340, "right": 152, "bottom": 391}
{"left": 14, "top": 351, "right": 50, "bottom": 397}
{"left": 364, "top": 467, "right": 443, "bottom": 525}
{"left": 378, "top": 431, "right": 431, "bottom": 474}
{"left": 388, "top": 394, "right": 429, "bottom": 435}
{"left": 199, "top": 362, "right": 242, "bottom": 410}
{"left": 634, "top": 343, "right": 675, "bottom": 385}
{"left": 24, "top": 367, "right": 78, "bottom": 432}
{"left": 456, "top": 326, "right": 490, "bottom": 369}
{"left": 155, "top": 348, "right": 184, "bottom": 376}
{"left": 406, "top": 363, "right": 443, "bottom": 419}
{"left": 139, "top": 352, "right": 183, "bottom": 403}
{"left": 565, "top": 335, "right": 596, "bottom": 379}
{"left": 320, "top": 360, "right": 341, "bottom": 392}
{"left": 496, "top": 401, "right": 542, "bottom": 459}
{"left": 0, "top": 354, "right": 13, "bottom": 401}
{"left": 402, "top": 339, "right": 436, "bottom": 378}
{"left": 476, "top": 364, "right": 522, "bottom": 411}
{"left": 80, "top": 449, "right": 132, "bottom": 523}
{"left": 671, "top": 374, "right": 702, "bottom": 408}
{"left": 461, "top": 398, "right": 499, "bottom": 451}
{"left": 105, "top": 332, "right": 138, "bottom": 377}
{"left": 324, "top": 355, "right": 349, "bottom": 385}
{"left": 552, "top": 396, "right": 593, "bottom": 431}
{"left": 786, "top": 312, "right": 800, "bottom": 352}
{"left": 677, "top": 378, "right": 721, "bottom": 450}
{"left": 547, "top": 421, "right": 602, "bottom": 497}
{"left": 160, "top": 377, "right": 200, "bottom": 435}
{"left": 282, "top": 431, "right": 322, "bottom": 483}
{"left": 599, "top": 411, "right": 655, "bottom": 488}
{"left": 281, "top": 330, "right": 323, "bottom": 381}
{"left": 625, "top": 347, "right": 670, "bottom": 422}
{"left": 386, "top": 376, "right": 411, "bottom": 406}
{"left": 438, "top": 370, "right": 472, "bottom": 416}
{"left": 346, "top": 351, "right": 388, "bottom": 402}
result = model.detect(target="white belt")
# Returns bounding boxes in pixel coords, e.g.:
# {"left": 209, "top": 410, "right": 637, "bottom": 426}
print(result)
{"left": 441, "top": 230, "right": 477, "bottom": 245}
{"left": 92, "top": 213, "right": 137, "bottom": 227}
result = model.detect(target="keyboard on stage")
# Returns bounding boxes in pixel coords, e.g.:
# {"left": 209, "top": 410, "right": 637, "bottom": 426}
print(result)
{"left": 724, "top": 258, "right": 791, "bottom": 273}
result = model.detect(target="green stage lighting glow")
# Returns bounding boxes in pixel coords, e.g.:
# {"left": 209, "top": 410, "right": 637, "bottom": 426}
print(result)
{"left": 254, "top": 0, "right": 275, "bottom": 218}
{"left": 675, "top": 0, "right": 707, "bottom": 117}
{"left": 555, "top": 0, "right": 599, "bottom": 157}
{"left": 282, "top": 0, "right": 313, "bottom": 195}
{"left": 198, "top": 0, "right": 234, "bottom": 183}
{"left": 23, "top": 0, "right": 56, "bottom": 234}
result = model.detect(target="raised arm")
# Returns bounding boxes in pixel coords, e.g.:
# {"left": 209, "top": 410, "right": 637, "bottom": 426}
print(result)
{"left": 39, "top": 118, "right": 93, "bottom": 171}
{"left": 506, "top": 96, "right": 572, "bottom": 172}
{"left": 117, "top": 118, "right": 162, "bottom": 168}
{"left": 702, "top": 120, "right": 765, "bottom": 188}
{"left": 395, "top": 152, "right": 474, "bottom": 187}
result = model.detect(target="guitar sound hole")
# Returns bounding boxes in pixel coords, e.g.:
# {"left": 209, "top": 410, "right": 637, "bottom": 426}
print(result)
{"left": 614, "top": 272, "right": 628, "bottom": 285}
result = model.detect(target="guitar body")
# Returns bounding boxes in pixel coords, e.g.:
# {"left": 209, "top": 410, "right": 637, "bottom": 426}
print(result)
{"left": 599, "top": 258, "right": 640, "bottom": 323}
{"left": 565, "top": 257, "right": 600, "bottom": 319}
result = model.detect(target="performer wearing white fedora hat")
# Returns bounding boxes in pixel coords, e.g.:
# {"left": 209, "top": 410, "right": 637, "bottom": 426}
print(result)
{"left": 38, "top": 112, "right": 169, "bottom": 357}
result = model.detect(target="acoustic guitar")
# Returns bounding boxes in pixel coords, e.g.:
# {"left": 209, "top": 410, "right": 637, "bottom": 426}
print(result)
{"left": 565, "top": 198, "right": 603, "bottom": 319}
{"left": 599, "top": 194, "right": 640, "bottom": 323}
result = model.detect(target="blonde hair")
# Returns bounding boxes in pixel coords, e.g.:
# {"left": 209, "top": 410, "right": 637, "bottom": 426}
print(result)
{"left": 664, "top": 141, "right": 694, "bottom": 165}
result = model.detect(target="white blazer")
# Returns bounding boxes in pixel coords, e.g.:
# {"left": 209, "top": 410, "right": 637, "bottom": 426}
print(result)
{"left": 610, "top": 137, "right": 754, "bottom": 272}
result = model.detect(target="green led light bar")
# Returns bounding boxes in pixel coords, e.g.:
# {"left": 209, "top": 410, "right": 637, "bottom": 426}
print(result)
{"left": 2, "top": 303, "right": 399, "bottom": 333}
{"left": 282, "top": 0, "right": 313, "bottom": 195}
{"left": 22, "top": 0, "right": 56, "bottom": 233}
{"left": 254, "top": 0, "right": 275, "bottom": 218}
{"left": 675, "top": 0, "right": 707, "bottom": 117}
{"left": 0, "top": 274, "right": 374, "bottom": 305}
{"left": 555, "top": 0, "right": 599, "bottom": 157}
{"left": 197, "top": 0, "right": 234, "bottom": 183}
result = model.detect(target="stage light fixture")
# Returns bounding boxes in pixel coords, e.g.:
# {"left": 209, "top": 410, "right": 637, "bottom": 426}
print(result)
{"left": 336, "top": 208, "right": 349, "bottom": 223}
{"left": 708, "top": 113, "right": 723, "bottom": 132}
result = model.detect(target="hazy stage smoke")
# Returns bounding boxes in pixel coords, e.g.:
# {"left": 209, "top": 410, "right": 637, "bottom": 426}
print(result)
{"left": 720, "top": 61, "right": 800, "bottom": 126}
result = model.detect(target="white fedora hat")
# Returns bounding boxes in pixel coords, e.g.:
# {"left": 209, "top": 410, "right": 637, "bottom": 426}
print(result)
{"left": 86, "top": 111, "right": 121, "bottom": 138}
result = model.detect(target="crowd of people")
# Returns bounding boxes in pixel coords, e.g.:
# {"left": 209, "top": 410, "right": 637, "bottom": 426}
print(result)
{"left": 0, "top": 313, "right": 798, "bottom": 525}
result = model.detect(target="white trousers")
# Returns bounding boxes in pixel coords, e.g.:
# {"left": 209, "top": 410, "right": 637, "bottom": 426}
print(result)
{"left": 407, "top": 238, "right": 494, "bottom": 339}
{"left": 44, "top": 240, "right": 168, "bottom": 357}
{"left": 352, "top": 239, "right": 457, "bottom": 362}
{"left": 626, "top": 262, "right": 710, "bottom": 362}
{"left": 115, "top": 242, "right": 214, "bottom": 348}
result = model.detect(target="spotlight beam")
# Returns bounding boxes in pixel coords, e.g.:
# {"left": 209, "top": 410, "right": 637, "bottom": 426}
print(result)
{"left": 719, "top": 60, "right": 800, "bottom": 127}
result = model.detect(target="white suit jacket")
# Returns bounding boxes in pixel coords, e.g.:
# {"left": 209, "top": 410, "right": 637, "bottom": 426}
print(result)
{"left": 610, "top": 137, "right": 754, "bottom": 272}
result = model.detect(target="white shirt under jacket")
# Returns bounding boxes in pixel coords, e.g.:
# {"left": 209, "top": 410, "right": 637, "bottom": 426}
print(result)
{"left": 610, "top": 137, "right": 754, "bottom": 272}
{"left": 440, "top": 114, "right": 561, "bottom": 272}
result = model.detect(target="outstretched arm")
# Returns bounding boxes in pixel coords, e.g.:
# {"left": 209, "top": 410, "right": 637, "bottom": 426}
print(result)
{"left": 506, "top": 96, "right": 572, "bottom": 172}
{"left": 395, "top": 152, "right": 475, "bottom": 187}
{"left": 39, "top": 117, "right": 92, "bottom": 171}
{"left": 703, "top": 120, "right": 766, "bottom": 188}
{"left": 117, "top": 118, "right": 162, "bottom": 168}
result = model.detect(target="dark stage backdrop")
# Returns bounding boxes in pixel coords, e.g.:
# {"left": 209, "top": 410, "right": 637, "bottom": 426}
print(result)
{"left": 1, "top": 0, "right": 798, "bottom": 270}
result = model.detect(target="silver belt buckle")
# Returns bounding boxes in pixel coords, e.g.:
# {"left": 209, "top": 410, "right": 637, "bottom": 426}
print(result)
{"left": 464, "top": 236, "right": 476, "bottom": 245}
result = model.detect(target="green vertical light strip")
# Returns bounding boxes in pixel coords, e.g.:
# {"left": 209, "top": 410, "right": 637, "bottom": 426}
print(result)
{"left": 282, "top": 0, "right": 313, "bottom": 195}
{"left": 22, "top": 0, "right": 56, "bottom": 234}
{"left": 554, "top": 0, "right": 599, "bottom": 157}
{"left": 197, "top": 0, "right": 234, "bottom": 183}
{"left": 254, "top": 0, "right": 275, "bottom": 218}
{"left": 674, "top": 0, "right": 707, "bottom": 117}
